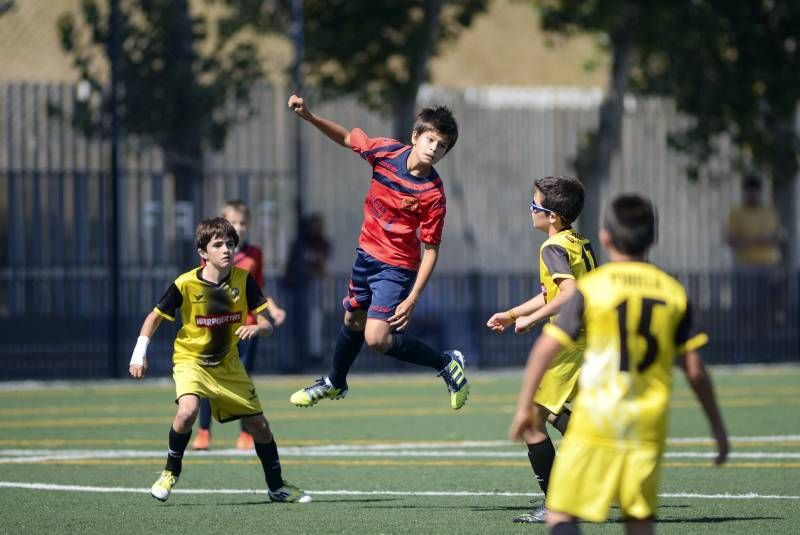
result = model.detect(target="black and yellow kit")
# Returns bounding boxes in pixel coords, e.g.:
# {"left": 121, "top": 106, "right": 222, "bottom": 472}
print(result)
{"left": 543, "top": 261, "right": 706, "bottom": 522}
{"left": 155, "top": 267, "right": 269, "bottom": 366}
{"left": 534, "top": 228, "right": 597, "bottom": 413}
{"left": 154, "top": 267, "right": 269, "bottom": 422}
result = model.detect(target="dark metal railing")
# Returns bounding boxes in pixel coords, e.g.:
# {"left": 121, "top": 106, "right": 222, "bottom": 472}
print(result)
{"left": 1, "top": 271, "right": 797, "bottom": 380}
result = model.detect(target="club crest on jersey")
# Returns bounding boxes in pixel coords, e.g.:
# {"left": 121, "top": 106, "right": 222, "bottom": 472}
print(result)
{"left": 229, "top": 286, "right": 240, "bottom": 302}
{"left": 400, "top": 197, "right": 419, "bottom": 211}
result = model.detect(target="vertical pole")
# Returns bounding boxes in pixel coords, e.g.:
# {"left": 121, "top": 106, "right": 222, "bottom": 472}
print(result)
{"left": 108, "top": 0, "right": 121, "bottom": 377}
{"left": 290, "top": 0, "right": 308, "bottom": 372}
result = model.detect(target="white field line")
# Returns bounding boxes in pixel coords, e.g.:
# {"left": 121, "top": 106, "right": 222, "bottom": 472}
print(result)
{"left": 0, "top": 434, "right": 796, "bottom": 454}
{"left": 0, "top": 434, "right": 797, "bottom": 464}
{"left": 0, "top": 448, "right": 799, "bottom": 464}
{"left": 0, "top": 481, "right": 797, "bottom": 500}
{"left": 668, "top": 435, "right": 800, "bottom": 444}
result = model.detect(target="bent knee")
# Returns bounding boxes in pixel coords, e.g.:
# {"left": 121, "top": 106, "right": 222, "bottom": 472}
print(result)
{"left": 364, "top": 333, "right": 392, "bottom": 353}
{"left": 364, "top": 329, "right": 392, "bottom": 353}
{"left": 175, "top": 408, "right": 198, "bottom": 428}
{"left": 243, "top": 416, "right": 273, "bottom": 441}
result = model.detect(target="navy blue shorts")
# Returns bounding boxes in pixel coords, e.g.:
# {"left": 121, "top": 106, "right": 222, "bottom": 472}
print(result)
{"left": 342, "top": 248, "right": 417, "bottom": 320}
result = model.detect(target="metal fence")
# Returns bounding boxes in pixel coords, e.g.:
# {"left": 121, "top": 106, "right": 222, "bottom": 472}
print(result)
{"left": 1, "top": 80, "right": 798, "bottom": 380}
{"left": 1, "top": 270, "right": 797, "bottom": 380}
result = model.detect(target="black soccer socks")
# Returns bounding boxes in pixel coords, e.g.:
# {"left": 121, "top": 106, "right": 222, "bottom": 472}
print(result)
{"left": 552, "top": 407, "right": 572, "bottom": 436}
{"left": 165, "top": 427, "right": 192, "bottom": 476}
{"left": 328, "top": 326, "right": 365, "bottom": 389}
{"left": 527, "top": 437, "right": 556, "bottom": 494}
{"left": 386, "top": 331, "right": 449, "bottom": 371}
{"left": 551, "top": 522, "right": 580, "bottom": 535}
{"left": 255, "top": 439, "right": 284, "bottom": 492}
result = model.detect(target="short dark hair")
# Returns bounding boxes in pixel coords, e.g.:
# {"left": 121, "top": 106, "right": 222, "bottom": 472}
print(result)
{"left": 533, "top": 175, "right": 585, "bottom": 224}
{"left": 195, "top": 217, "right": 239, "bottom": 250}
{"left": 413, "top": 105, "right": 459, "bottom": 153}
{"left": 603, "top": 194, "right": 656, "bottom": 256}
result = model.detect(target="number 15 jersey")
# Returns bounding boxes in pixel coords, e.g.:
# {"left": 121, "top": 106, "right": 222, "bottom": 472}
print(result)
{"left": 543, "top": 261, "right": 705, "bottom": 448}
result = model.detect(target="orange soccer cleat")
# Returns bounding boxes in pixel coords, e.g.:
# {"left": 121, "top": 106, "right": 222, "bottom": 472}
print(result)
{"left": 236, "top": 431, "right": 254, "bottom": 450}
{"left": 192, "top": 428, "right": 211, "bottom": 450}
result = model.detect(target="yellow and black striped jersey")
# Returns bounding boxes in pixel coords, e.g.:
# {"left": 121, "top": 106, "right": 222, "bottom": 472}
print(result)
{"left": 544, "top": 262, "right": 706, "bottom": 447}
{"left": 539, "top": 228, "right": 597, "bottom": 315}
{"left": 154, "top": 267, "right": 269, "bottom": 366}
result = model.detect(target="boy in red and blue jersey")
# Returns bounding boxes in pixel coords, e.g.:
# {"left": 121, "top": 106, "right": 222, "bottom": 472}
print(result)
{"left": 287, "top": 94, "right": 469, "bottom": 410}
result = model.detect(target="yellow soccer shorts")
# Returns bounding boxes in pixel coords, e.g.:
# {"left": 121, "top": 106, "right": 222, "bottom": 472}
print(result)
{"left": 173, "top": 354, "right": 263, "bottom": 423}
{"left": 546, "top": 437, "right": 662, "bottom": 523}
{"left": 533, "top": 344, "right": 582, "bottom": 414}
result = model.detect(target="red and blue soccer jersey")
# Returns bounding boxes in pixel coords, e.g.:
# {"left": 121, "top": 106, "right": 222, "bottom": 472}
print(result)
{"left": 349, "top": 128, "right": 446, "bottom": 271}
{"left": 234, "top": 243, "right": 264, "bottom": 326}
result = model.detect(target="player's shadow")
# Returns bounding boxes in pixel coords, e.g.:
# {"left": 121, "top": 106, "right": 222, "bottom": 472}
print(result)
{"left": 465, "top": 503, "right": 692, "bottom": 513}
{"left": 165, "top": 498, "right": 399, "bottom": 507}
{"left": 654, "top": 516, "right": 782, "bottom": 524}
{"left": 467, "top": 504, "right": 538, "bottom": 512}
{"left": 602, "top": 515, "right": 782, "bottom": 525}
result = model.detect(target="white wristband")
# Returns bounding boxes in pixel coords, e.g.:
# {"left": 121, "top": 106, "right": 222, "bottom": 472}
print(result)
{"left": 130, "top": 336, "right": 150, "bottom": 366}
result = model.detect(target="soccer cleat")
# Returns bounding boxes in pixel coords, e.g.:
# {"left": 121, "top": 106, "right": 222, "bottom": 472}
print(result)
{"left": 150, "top": 470, "right": 178, "bottom": 502}
{"left": 289, "top": 376, "right": 347, "bottom": 407}
{"left": 268, "top": 481, "right": 312, "bottom": 503}
{"left": 192, "top": 428, "right": 211, "bottom": 450}
{"left": 512, "top": 502, "right": 547, "bottom": 523}
{"left": 438, "top": 350, "right": 470, "bottom": 410}
{"left": 235, "top": 431, "right": 254, "bottom": 450}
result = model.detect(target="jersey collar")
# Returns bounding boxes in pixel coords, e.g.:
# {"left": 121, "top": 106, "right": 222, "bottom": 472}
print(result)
{"left": 195, "top": 267, "right": 232, "bottom": 287}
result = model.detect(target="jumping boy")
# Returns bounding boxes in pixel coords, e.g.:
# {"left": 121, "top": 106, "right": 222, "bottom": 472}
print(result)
{"left": 192, "top": 200, "right": 287, "bottom": 451}
{"left": 509, "top": 194, "right": 729, "bottom": 535}
{"left": 128, "top": 217, "right": 309, "bottom": 503}
{"left": 486, "top": 175, "right": 596, "bottom": 523}
{"left": 286, "top": 94, "right": 469, "bottom": 410}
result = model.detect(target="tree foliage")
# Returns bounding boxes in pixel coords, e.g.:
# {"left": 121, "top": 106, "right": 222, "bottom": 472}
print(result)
{"left": 633, "top": 1, "right": 800, "bottom": 183}
{"left": 55, "top": 0, "right": 263, "bottom": 187}
{"left": 538, "top": 0, "right": 800, "bottom": 183}
{"left": 219, "top": 0, "right": 489, "bottom": 139}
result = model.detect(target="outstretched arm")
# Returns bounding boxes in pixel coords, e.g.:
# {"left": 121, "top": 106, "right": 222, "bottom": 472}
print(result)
{"left": 680, "top": 351, "right": 729, "bottom": 465}
{"left": 514, "top": 277, "right": 577, "bottom": 334}
{"left": 129, "top": 311, "right": 163, "bottom": 379}
{"left": 388, "top": 244, "right": 439, "bottom": 331}
{"left": 486, "top": 293, "right": 546, "bottom": 333}
{"left": 288, "top": 94, "right": 351, "bottom": 148}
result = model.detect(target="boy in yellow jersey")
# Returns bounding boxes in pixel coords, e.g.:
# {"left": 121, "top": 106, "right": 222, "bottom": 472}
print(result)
{"left": 128, "top": 217, "right": 310, "bottom": 504}
{"left": 487, "top": 175, "right": 596, "bottom": 523}
{"left": 192, "top": 200, "right": 288, "bottom": 452}
{"left": 509, "top": 194, "right": 729, "bottom": 535}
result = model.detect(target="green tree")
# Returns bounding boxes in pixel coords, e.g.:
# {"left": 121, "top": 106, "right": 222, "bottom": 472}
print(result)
{"left": 55, "top": 0, "right": 263, "bottom": 206}
{"left": 220, "top": 0, "right": 488, "bottom": 141}
{"left": 537, "top": 0, "right": 800, "bottom": 258}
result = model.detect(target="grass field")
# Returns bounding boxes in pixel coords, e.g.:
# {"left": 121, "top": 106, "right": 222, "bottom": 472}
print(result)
{"left": 1, "top": 366, "right": 798, "bottom": 534}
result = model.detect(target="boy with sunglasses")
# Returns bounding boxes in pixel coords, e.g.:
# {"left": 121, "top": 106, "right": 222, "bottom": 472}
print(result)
{"left": 509, "top": 194, "right": 728, "bottom": 534}
{"left": 486, "top": 175, "right": 597, "bottom": 523}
